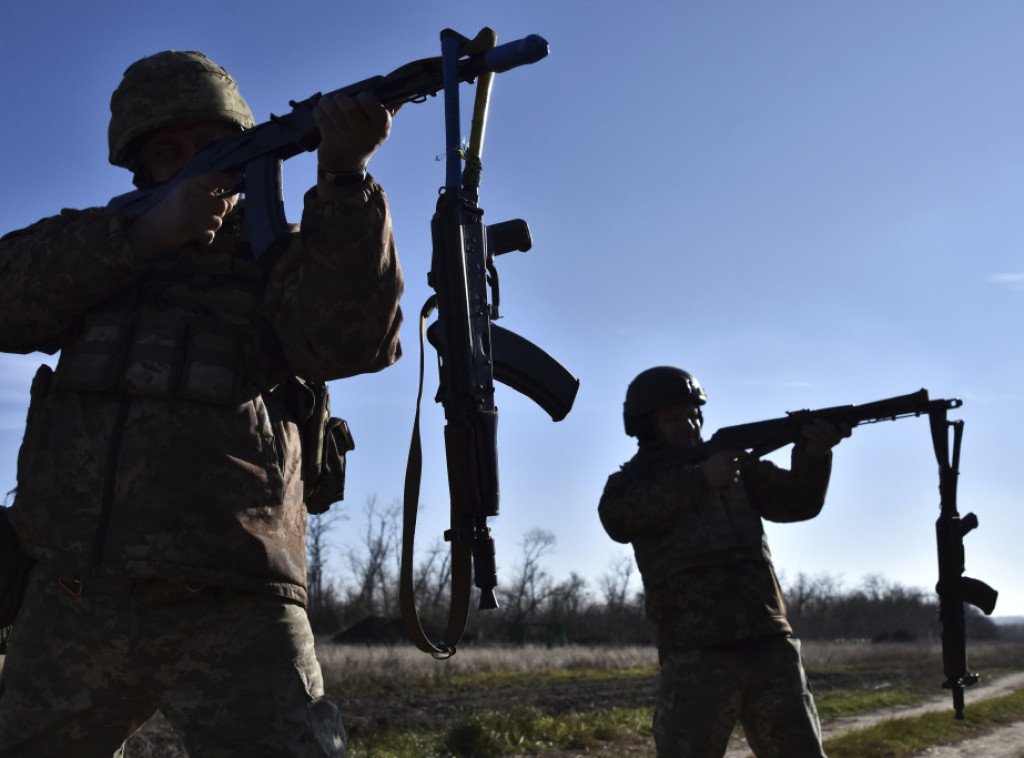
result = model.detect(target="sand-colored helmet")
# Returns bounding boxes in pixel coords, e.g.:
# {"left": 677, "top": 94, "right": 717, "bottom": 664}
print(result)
{"left": 108, "top": 50, "right": 255, "bottom": 171}
{"left": 623, "top": 366, "right": 706, "bottom": 438}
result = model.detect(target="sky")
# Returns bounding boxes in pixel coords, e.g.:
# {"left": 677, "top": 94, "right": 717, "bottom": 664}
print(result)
{"left": 1, "top": 1, "right": 1023, "bottom": 620}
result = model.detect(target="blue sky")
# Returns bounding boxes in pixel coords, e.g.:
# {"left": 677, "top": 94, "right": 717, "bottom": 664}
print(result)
{"left": 2, "top": 1, "right": 1023, "bottom": 619}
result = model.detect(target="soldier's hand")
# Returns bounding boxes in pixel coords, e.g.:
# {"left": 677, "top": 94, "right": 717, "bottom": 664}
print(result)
{"left": 699, "top": 450, "right": 742, "bottom": 489}
{"left": 802, "top": 417, "right": 852, "bottom": 457}
{"left": 314, "top": 91, "right": 393, "bottom": 176}
{"left": 126, "top": 172, "right": 237, "bottom": 257}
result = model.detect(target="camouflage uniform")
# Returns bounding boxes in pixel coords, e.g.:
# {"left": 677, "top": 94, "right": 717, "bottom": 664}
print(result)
{"left": 599, "top": 443, "right": 831, "bottom": 758}
{"left": 0, "top": 52, "right": 402, "bottom": 757}
{"left": 1, "top": 565, "right": 345, "bottom": 757}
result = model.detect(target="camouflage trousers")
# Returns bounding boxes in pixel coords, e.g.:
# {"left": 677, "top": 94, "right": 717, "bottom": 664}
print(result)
{"left": 0, "top": 564, "right": 345, "bottom": 757}
{"left": 653, "top": 635, "right": 825, "bottom": 758}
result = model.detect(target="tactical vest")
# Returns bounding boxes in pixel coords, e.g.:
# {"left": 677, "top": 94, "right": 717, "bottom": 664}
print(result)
{"left": 49, "top": 212, "right": 353, "bottom": 513}
{"left": 631, "top": 480, "right": 771, "bottom": 591}
{"left": 53, "top": 212, "right": 272, "bottom": 406}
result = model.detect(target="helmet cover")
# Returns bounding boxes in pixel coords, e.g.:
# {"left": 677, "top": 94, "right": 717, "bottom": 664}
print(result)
{"left": 108, "top": 50, "right": 255, "bottom": 170}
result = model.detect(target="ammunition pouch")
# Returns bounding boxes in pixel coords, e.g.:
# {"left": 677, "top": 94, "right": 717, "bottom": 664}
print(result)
{"left": 295, "top": 379, "right": 355, "bottom": 515}
{"left": 54, "top": 239, "right": 264, "bottom": 406}
{"left": 55, "top": 308, "right": 252, "bottom": 406}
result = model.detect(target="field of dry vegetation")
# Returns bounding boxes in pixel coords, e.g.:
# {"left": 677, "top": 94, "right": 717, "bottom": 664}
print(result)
{"left": 109, "top": 638, "right": 1024, "bottom": 757}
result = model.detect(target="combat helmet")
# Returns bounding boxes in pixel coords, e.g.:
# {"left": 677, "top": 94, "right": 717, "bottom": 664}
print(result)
{"left": 623, "top": 366, "right": 706, "bottom": 438}
{"left": 108, "top": 50, "right": 255, "bottom": 173}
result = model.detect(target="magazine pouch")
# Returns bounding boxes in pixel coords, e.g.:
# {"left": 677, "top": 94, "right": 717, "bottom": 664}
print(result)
{"left": 299, "top": 379, "right": 355, "bottom": 515}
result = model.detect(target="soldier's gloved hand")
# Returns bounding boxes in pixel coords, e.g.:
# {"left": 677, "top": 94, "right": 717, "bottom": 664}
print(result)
{"left": 314, "top": 91, "right": 394, "bottom": 176}
{"left": 699, "top": 450, "right": 741, "bottom": 489}
{"left": 801, "top": 418, "right": 852, "bottom": 457}
{"left": 126, "top": 172, "right": 238, "bottom": 256}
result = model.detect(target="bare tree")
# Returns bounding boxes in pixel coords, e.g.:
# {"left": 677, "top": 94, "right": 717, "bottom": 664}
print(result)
{"left": 782, "top": 571, "right": 844, "bottom": 630}
{"left": 548, "top": 572, "right": 590, "bottom": 622}
{"left": 412, "top": 537, "right": 452, "bottom": 620}
{"left": 343, "top": 496, "right": 401, "bottom": 618}
{"left": 306, "top": 508, "right": 346, "bottom": 632}
{"left": 599, "top": 555, "right": 635, "bottom": 609}
{"left": 502, "top": 528, "right": 556, "bottom": 623}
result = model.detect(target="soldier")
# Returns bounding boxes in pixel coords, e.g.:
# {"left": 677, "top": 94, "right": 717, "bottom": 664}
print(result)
{"left": 598, "top": 367, "right": 850, "bottom": 758}
{"left": 0, "top": 51, "right": 403, "bottom": 756}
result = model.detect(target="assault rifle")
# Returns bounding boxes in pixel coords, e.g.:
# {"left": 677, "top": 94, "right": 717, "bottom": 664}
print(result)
{"left": 676, "top": 388, "right": 959, "bottom": 464}
{"left": 399, "top": 29, "right": 579, "bottom": 658}
{"left": 106, "top": 29, "right": 549, "bottom": 260}
{"left": 930, "top": 407, "right": 998, "bottom": 719}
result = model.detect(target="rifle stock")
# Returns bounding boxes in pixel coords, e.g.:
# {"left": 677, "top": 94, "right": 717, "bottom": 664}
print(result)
{"left": 106, "top": 29, "right": 549, "bottom": 259}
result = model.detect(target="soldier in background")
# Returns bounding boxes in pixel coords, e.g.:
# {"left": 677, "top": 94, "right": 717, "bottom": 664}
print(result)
{"left": 598, "top": 366, "right": 850, "bottom": 758}
{"left": 0, "top": 51, "right": 403, "bottom": 756}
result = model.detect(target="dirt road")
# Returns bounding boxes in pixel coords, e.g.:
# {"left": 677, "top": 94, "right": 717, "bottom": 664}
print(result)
{"left": 537, "top": 670, "right": 1024, "bottom": 758}
{"left": 723, "top": 670, "right": 1024, "bottom": 758}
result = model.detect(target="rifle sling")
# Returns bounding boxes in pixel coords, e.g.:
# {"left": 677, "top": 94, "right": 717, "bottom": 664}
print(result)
{"left": 399, "top": 299, "right": 471, "bottom": 658}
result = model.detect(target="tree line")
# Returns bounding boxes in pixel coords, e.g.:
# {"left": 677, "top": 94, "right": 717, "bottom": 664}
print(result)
{"left": 307, "top": 496, "right": 1001, "bottom": 645}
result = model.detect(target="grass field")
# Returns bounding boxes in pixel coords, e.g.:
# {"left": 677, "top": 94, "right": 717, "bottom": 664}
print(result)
{"left": 14, "top": 637, "right": 1023, "bottom": 756}
{"left": 324, "top": 638, "right": 1024, "bottom": 757}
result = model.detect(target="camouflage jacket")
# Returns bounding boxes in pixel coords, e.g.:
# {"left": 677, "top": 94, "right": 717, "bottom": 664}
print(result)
{"left": 599, "top": 443, "right": 831, "bottom": 651}
{"left": 0, "top": 180, "right": 403, "bottom": 605}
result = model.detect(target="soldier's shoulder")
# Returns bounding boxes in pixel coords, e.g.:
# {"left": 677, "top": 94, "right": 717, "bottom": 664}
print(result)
{"left": 1, "top": 207, "right": 99, "bottom": 244}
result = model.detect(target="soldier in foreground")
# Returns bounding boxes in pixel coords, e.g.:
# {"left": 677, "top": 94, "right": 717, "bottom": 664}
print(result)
{"left": 599, "top": 367, "right": 849, "bottom": 758}
{"left": 0, "top": 51, "right": 403, "bottom": 755}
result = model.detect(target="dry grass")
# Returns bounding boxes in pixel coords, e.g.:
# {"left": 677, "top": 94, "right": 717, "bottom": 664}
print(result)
{"left": 316, "top": 641, "right": 657, "bottom": 678}
{"left": 801, "top": 639, "right": 1024, "bottom": 682}
{"left": 318, "top": 638, "right": 1024, "bottom": 686}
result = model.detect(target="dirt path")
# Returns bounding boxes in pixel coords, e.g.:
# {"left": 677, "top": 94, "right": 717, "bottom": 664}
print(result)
{"left": 915, "top": 722, "right": 1024, "bottom": 757}
{"left": 722, "top": 670, "right": 1024, "bottom": 758}
{"left": 536, "top": 670, "right": 1024, "bottom": 758}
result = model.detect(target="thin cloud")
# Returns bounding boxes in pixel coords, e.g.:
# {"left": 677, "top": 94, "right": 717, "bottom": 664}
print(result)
{"left": 988, "top": 273, "right": 1024, "bottom": 291}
